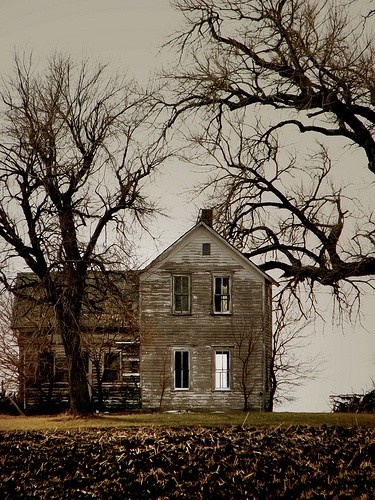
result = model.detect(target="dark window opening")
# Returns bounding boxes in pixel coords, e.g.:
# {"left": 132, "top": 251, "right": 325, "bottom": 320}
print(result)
{"left": 214, "top": 276, "right": 231, "bottom": 313}
{"left": 174, "top": 350, "right": 189, "bottom": 389}
{"left": 173, "top": 275, "right": 190, "bottom": 314}
{"left": 54, "top": 362, "right": 68, "bottom": 383}
{"left": 202, "top": 243, "right": 211, "bottom": 255}
{"left": 37, "top": 351, "right": 54, "bottom": 383}
{"left": 102, "top": 351, "right": 121, "bottom": 382}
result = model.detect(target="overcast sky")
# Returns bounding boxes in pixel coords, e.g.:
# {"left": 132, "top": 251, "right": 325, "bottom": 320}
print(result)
{"left": 1, "top": 0, "right": 374, "bottom": 412}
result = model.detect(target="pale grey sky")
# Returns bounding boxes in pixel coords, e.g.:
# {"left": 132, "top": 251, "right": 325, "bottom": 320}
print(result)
{"left": 0, "top": 0, "right": 374, "bottom": 412}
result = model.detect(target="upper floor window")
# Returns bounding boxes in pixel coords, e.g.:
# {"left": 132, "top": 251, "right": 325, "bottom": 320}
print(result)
{"left": 173, "top": 275, "right": 191, "bottom": 314}
{"left": 174, "top": 349, "right": 190, "bottom": 390}
{"left": 213, "top": 276, "right": 231, "bottom": 313}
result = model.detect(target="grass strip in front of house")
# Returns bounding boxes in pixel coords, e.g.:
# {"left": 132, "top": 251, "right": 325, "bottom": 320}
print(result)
{"left": 0, "top": 411, "right": 375, "bottom": 431}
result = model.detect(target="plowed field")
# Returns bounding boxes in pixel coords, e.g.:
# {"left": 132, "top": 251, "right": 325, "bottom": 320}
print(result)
{"left": 1, "top": 426, "right": 374, "bottom": 498}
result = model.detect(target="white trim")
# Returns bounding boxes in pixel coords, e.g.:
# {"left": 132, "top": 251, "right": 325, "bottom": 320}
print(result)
{"left": 213, "top": 348, "right": 231, "bottom": 391}
{"left": 173, "top": 348, "right": 190, "bottom": 391}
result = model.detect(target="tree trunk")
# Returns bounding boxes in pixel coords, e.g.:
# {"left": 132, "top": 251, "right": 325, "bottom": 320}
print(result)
{"left": 265, "top": 368, "right": 277, "bottom": 412}
{"left": 67, "top": 346, "right": 91, "bottom": 415}
{"left": 243, "top": 391, "right": 249, "bottom": 412}
{"left": 57, "top": 309, "right": 91, "bottom": 415}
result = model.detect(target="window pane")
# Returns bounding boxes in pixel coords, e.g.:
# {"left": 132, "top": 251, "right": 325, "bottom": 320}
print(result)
{"left": 181, "top": 276, "right": 189, "bottom": 294}
{"left": 103, "top": 352, "right": 120, "bottom": 382}
{"left": 182, "top": 351, "right": 189, "bottom": 388}
{"left": 55, "top": 356, "right": 68, "bottom": 383}
{"left": 214, "top": 277, "right": 221, "bottom": 294}
{"left": 175, "top": 350, "right": 189, "bottom": 389}
{"left": 38, "top": 351, "right": 54, "bottom": 383}
{"left": 215, "top": 351, "right": 230, "bottom": 389}
{"left": 175, "top": 350, "right": 182, "bottom": 371}
{"left": 174, "top": 276, "right": 181, "bottom": 293}
{"left": 175, "top": 295, "right": 182, "bottom": 311}
{"left": 214, "top": 276, "right": 231, "bottom": 313}
{"left": 181, "top": 295, "right": 189, "bottom": 311}
{"left": 222, "top": 277, "right": 229, "bottom": 293}
{"left": 174, "top": 275, "right": 190, "bottom": 313}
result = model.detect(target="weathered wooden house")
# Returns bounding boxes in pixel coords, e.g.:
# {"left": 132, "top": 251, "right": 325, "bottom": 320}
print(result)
{"left": 140, "top": 211, "right": 274, "bottom": 412}
{"left": 13, "top": 210, "right": 275, "bottom": 412}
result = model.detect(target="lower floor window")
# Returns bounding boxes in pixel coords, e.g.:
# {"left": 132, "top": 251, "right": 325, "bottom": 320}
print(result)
{"left": 174, "top": 350, "right": 189, "bottom": 389}
{"left": 31, "top": 349, "right": 127, "bottom": 385}
{"left": 37, "top": 351, "right": 54, "bottom": 383}
{"left": 102, "top": 351, "right": 121, "bottom": 382}
{"left": 215, "top": 350, "right": 230, "bottom": 390}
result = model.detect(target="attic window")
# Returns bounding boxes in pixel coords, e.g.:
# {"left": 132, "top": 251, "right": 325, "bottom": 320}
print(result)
{"left": 202, "top": 243, "right": 211, "bottom": 255}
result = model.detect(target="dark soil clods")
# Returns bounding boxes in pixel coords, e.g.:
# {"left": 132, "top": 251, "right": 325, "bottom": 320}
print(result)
{"left": 0, "top": 425, "right": 374, "bottom": 498}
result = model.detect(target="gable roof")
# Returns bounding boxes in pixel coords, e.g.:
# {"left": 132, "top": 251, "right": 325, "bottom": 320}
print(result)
{"left": 12, "top": 270, "right": 140, "bottom": 331}
{"left": 141, "top": 221, "right": 277, "bottom": 285}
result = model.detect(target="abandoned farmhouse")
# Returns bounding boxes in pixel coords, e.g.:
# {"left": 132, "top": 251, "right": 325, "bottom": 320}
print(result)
{"left": 13, "top": 211, "right": 275, "bottom": 412}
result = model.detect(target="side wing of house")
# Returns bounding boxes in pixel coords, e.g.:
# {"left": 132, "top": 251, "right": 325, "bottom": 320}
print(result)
{"left": 139, "top": 222, "right": 273, "bottom": 411}
{"left": 13, "top": 272, "right": 141, "bottom": 412}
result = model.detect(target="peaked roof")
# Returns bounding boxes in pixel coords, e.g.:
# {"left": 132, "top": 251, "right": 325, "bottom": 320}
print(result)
{"left": 141, "top": 221, "right": 277, "bottom": 285}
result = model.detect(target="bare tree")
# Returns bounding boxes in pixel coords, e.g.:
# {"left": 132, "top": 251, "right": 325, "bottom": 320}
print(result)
{"left": 0, "top": 288, "right": 56, "bottom": 407}
{"left": 80, "top": 273, "right": 140, "bottom": 410}
{"left": 186, "top": 118, "right": 374, "bottom": 317}
{"left": 0, "top": 53, "right": 170, "bottom": 415}
{"left": 0, "top": 292, "right": 19, "bottom": 393}
{"left": 158, "top": 349, "right": 172, "bottom": 411}
{"left": 270, "top": 296, "right": 322, "bottom": 411}
{"left": 231, "top": 310, "right": 319, "bottom": 411}
{"left": 169, "top": 0, "right": 375, "bottom": 172}
{"left": 164, "top": 0, "right": 375, "bottom": 316}
{"left": 231, "top": 320, "right": 257, "bottom": 411}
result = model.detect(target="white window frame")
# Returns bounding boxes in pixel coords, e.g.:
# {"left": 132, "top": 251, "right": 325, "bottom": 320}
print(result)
{"left": 172, "top": 275, "right": 191, "bottom": 314}
{"left": 213, "top": 275, "right": 232, "bottom": 314}
{"left": 214, "top": 350, "right": 231, "bottom": 391}
{"left": 173, "top": 349, "right": 190, "bottom": 390}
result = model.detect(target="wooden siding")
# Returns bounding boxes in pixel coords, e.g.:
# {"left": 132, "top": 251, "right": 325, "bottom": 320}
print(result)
{"left": 19, "top": 332, "right": 140, "bottom": 412}
{"left": 140, "top": 225, "right": 272, "bottom": 411}
{"left": 14, "top": 271, "right": 140, "bottom": 412}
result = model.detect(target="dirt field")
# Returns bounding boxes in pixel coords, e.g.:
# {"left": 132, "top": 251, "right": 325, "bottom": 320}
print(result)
{"left": 1, "top": 425, "right": 374, "bottom": 498}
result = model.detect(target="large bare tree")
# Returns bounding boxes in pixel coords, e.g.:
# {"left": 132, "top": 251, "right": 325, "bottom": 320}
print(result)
{"left": 270, "top": 295, "right": 321, "bottom": 410}
{"left": 164, "top": 0, "right": 375, "bottom": 405}
{"left": 0, "top": 54, "right": 170, "bottom": 415}
{"left": 169, "top": 0, "right": 375, "bottom": 171}
{"left": 0, "top": 292, "right": 19, "bottom": 394}
{"left": 165, "top": 0, "right": 375, "bottom": 311}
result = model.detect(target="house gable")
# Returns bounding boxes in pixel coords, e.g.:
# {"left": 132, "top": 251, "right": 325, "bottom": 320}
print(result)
{"left": 140, "top": 222, "right": 275, "bottom": 285}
